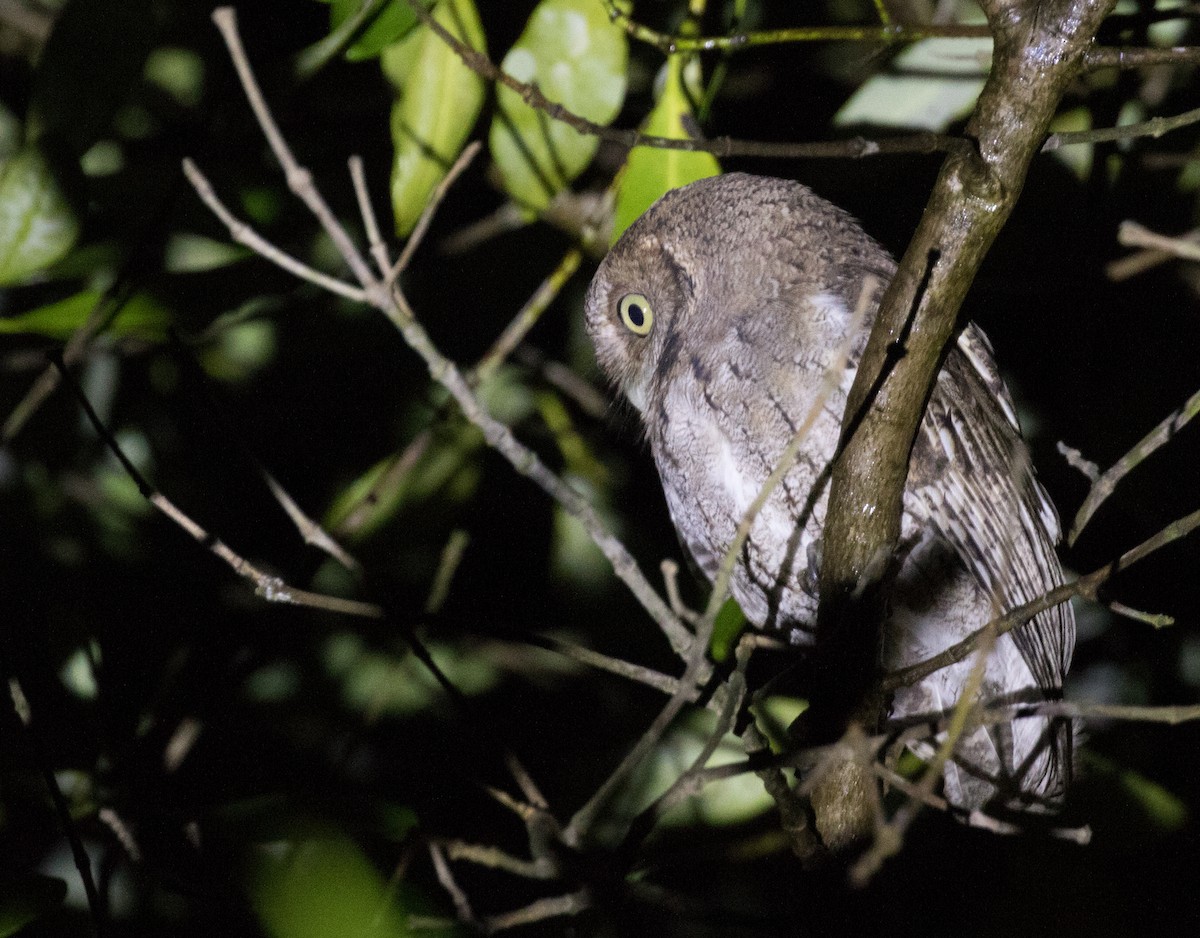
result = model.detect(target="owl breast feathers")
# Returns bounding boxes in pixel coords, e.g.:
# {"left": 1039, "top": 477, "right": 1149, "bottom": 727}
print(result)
{"left": 585, "top": 173, "right": 1074, "bottom": 812}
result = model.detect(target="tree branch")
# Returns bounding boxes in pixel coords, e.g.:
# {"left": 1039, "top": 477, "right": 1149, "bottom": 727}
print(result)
{"left": 812, "top": 0, "right": 1119, "bottom": 853}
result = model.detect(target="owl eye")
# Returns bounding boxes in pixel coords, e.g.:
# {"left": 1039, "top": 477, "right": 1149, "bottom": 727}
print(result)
{"left": 618, "top": 293, "right": 654, "bottom": 336}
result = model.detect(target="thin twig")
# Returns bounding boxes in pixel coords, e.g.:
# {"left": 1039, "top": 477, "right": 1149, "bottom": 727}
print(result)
{"left": 852, "top": 626, "right": 996, "bottom": 886}
{"left": 483, "top": 890, "right": 592, "bottom": 933}
{"left": 182, "top": 158, "right": 369, "bottom": 302}
{"left": 1056, "top": 440, "right": 1100, "bottom": 483}
{"left": 6, "top": 675, "right": 107, "bottom": 937}
{"left": 1069, "top": 381, "right": 1200, "bottom": 544}
{"left": 439, "top": 839, "right": 556, "bottom": 880}
{"left": 1107, "top": 226, "right": 1200, "bottom": 281}
{"left": 388, "top": 141, "right": 482, "bottom": 283}
{"left": 1107, "top": 601, "right": 1174, "bottom": 629}
{"left": 885, "top": 503, "right": 1200, "bottom": 691}
{"left": 424, "top": 529, "right": 470, "bottom": 614}
{"left": 348, "top": 154, "right": 393, "bottom": 277}
{"left": 474, "top": 247, "right": 583, "bottom": 382}
{"left": 262, "top": 469, "right": 363, "bottom": 576}
{"left": 1083, "top": 45, "right": 1200, "bottom": 70}
{"left": 49, "top": 352, "right": 383, "bottom": 620}
{"left": 1043, "top": 105, "right": 1200, "bottom": 150}
{"left": 602, "top": 0, "right": 992, "bottom": 53}
{"left": 517, "top": 633, "right": 686, "bottom": 696}
{"left": 563, "top": 610, "right": 715, "bottom": 845}
{"left": 428, "top": 841, "right": 478, "bottom": 929}
{"left": 211, "top": 8, "right": 383, "bottom": 299}
{"left": 1117, "top": 219, "right": 1200, "bottom": 263}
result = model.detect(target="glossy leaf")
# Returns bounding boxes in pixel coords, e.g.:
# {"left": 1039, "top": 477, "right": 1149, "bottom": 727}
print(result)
{"left": 386, "top": 0, "right": 487, "bottom": 236}
{"left": 612, "top": 56, "right": 721, "bottom": 242}
{"left": 489, "top": 0, "right": 628, "bottom": 212}
{"left": 0, "top": 143, "right": 82, "bottom": 285}
{"left": 0, "top": 289, "right": 170, "bottom": 340}
{"left": 328, "top": 0, "right": 430, "bottom": 62}
{"left": 26, "top": 0, "right": 155, "bottom": 154}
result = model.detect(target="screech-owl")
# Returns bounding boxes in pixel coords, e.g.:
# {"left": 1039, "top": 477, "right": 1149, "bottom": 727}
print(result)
{"left": 585, "top": 173, "right": 1074, "bottom": 811}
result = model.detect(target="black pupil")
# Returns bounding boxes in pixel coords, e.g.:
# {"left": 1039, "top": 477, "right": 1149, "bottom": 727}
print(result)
{"left": 625, "top": 302, "right": 645, "bottom": 327}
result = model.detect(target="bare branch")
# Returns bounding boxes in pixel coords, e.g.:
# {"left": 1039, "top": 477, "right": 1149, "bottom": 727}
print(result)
{"left": 388, "top": 141, "right": 482, "bottom": 283}
{"left": 49, "top": 352, "right": 383, "bottom": 620}
{"left": 1107, "top": 226, "right": 1200, "bottom": 280}
{"left": 814, "top": 0, "right": 1119, "bottom": 850}
{"left": 1069, "top": 380, "right": 1200, "bottom": 544}
{"left": 262, "top": 469, "right": 363, "bottom": 576}
{"left": 182, "top": 158, "right": 369, "bottom": 302}
{"left": 1043, "top": 104, "right": 1200, "bottom": 151}
{"left": 1118, "top": 219, "right": 1200, "bottom": 263}
{"left": 348, "top": 154, "right": 393, "bottom": 277}
{"left": 211, "top": 8, "right": 382, "bottom": 295}
{"left": 1083, "top": 45, "right": 1200, "bottom": 70}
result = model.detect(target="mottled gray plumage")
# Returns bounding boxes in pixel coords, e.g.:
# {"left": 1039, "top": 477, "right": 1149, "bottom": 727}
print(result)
{"left": 585, "top": 173, "right": 1074, "bottom": 810}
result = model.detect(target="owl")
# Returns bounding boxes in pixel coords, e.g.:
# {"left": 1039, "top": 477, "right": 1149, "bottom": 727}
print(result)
{"left": 585, "top": 173, "right": 1074, "bottom": 812}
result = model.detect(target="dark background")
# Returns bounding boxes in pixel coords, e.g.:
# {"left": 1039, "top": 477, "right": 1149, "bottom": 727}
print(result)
{"left": 2, "top": 1, "right": 1199, "bottom": 935}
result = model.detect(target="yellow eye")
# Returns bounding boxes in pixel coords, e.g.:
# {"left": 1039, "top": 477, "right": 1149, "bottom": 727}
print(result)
{"left": 618, "top": 293, "right": 653, "bottom": 336}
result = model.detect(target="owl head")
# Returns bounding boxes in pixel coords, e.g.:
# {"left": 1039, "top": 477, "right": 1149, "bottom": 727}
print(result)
{"left": 585, "top": 173, "right": 889, "bottom": 415}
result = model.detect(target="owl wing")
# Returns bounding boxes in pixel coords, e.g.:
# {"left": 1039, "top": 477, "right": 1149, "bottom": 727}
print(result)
{"left": 906, "top": 323, "right": 1074, "bottom": 693}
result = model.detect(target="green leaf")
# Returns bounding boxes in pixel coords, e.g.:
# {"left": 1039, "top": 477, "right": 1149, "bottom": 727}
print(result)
{"left": 488, "top": 0, "right": 628, "bottom": 213}
{"left": 709, "top": 596, "right": 747, "bottom": 663}
{"left": 329, "top": 0, "right": 429, "bottom": 62}
{"left": 250, "top": 834, "right": 412, "bottom": 938}
{"left": 26, "top": 0, "right": 156, "bottom": 154}
{"left": 612, "top": 56, "right": 721, "bottom": 242}
{"left": 0, "top": 872, "right": 67, "bottom": 937}
{"left": 386, "top": 0, "right": 487, "bottom": 236}
{"left": 0, "top": 142, "right": 82, "bottom": 285}
{"left": 834, "top": 36, "right": 992, "bottom": 132}
{"left": 0, "top": 290, "right": 171, "bottom": 340}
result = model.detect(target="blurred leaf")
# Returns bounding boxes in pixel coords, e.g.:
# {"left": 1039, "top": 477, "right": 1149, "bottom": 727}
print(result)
{"left": 613, "top": 56, "right": 721, "bottom": 241}
{"left": 621, "top": 709, "right": 773, "bottom": 829}
{"left": 324, "top": 421, "right": 483, "bottom": 538}
{"left": 534, "top": 390, "right": 608, "bottom": 485}
{"left": 323, "top": 633, "right": 500, "bottom": 718}
{"left": 164, "top": 232, "right": 250, "bottom": 273}
{"left": 143, "top": 47, "right": 206, "bottom": 109}
{"left": 26, "top": 0, "right": 155, "bottom": 155}
{"left": 0, "top": 872, "right": 67, "bottom": 937}
{"left": 550, "top": 474, "right": 616, "bottom": 588}
{"left": 386, "top": 0, "right": 487, "bottom": 236}
{"left": 1047, "top": 107, "right": 1093, "bottom": 182}
{"left": 250, "top": 834, "right": 412, "bottom": 938}
{"left": 709, "top": 597, "right": 747, "bottom": 663}
{"left": 489, "top": 0, "right": 628, "bottom": 212}
{"left": 0, "top": 142, "right": 82, "bottom": 285}
{"left": 199, "top": 318, "right": 278, "bottom": 383}
{"left": 0, "top": 290, "right": 170, "bottom": 340}
{"left": 1120, "top": 766, "right": 1190, "bottom": 830}
{"left": 835, "top": 36, "right": 991, "bottom": 131}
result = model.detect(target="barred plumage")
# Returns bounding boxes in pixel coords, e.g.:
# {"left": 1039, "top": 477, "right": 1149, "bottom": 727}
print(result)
{"left": 585, "top": 173, "right": 1075, "bottom": 811}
